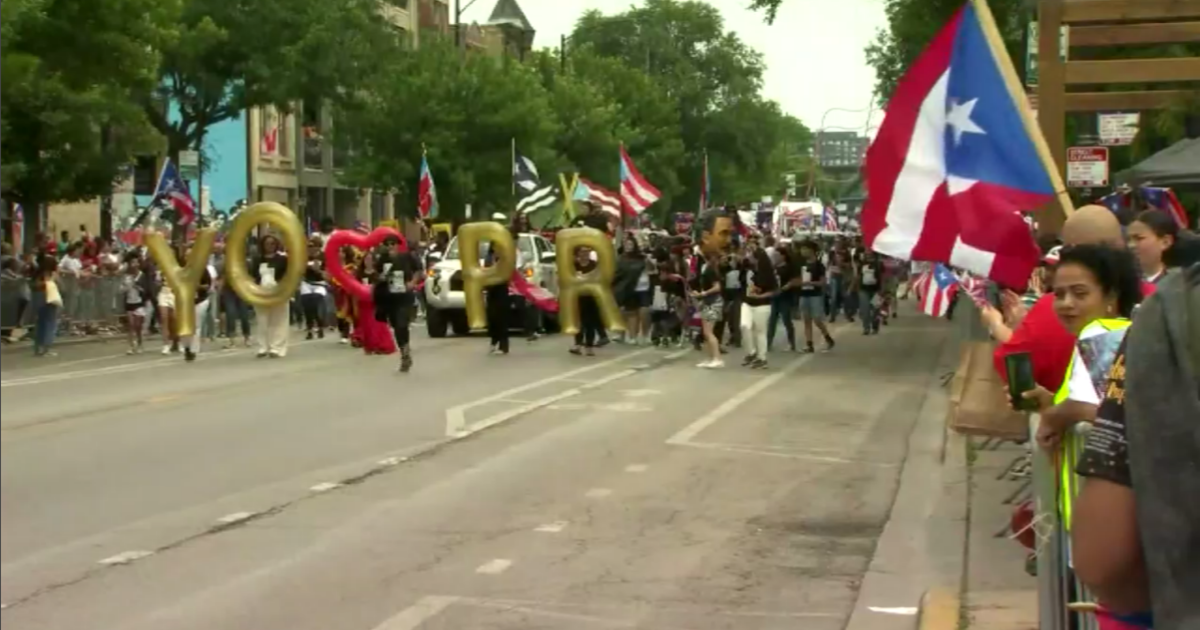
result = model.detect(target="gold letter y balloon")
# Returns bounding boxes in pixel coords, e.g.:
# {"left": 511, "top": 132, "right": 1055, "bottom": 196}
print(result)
{"left": 145, "top": 229, "right": 217, "bottom": 338}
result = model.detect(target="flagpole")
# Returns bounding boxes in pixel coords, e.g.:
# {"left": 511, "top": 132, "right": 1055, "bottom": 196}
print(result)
{"left": 511, "top": 138, "right": 516, "bottom": 198}
{"left": 970, "top": 0, "right": 1074, "bottom": 218}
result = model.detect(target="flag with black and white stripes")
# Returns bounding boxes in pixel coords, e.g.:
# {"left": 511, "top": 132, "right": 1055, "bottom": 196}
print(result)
{"left": 517, "top": 184, "right": 557, "bottom": 215}
{"left": 513, "top": 153, "right": 540, "bottom": 194}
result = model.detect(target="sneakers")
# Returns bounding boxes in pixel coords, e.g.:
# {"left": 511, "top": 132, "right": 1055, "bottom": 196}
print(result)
{"left": 184, "top": 349, "right": 197, "bottom": 362}
{"left": 162, "top": 345, "right": 172, "bottom": 355}
{"left": 822, "top": 336, "right": 835, "bottom": 353}
{"left": 742, "top": 355, "right": 756, "bottom": 366}
{"left": 399, "top": 351, "right": 413, "bottom": 373}
{"left": 750, "top": 358, "right": 768, "bottom": 369}
{"left": 697, "top": 359, "right": 725, "bottom": 369}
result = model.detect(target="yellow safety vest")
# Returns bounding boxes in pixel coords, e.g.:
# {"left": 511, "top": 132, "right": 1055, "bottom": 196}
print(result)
{"left": 1052, "top": 318, "right": 1130, "bottom": 531}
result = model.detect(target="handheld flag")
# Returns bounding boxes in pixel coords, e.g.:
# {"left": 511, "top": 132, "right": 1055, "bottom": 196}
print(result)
{"left": 418, "top": 151, "right": 438, "bottom": 219}
{"left": 699, "top": 150, "right": 711, "bottom": 211}
{"left": 918, "top": 264, "right": 959, "bottom": 317}
{"left": 861, "top": 0, "right": 1060, "bottom": 289}
{"left": 513, "top": 152, "right": 540, "bottom": 194}
{"left": 517, "top": 185, "right": 558, "bottom": 215}
{"left": 821, "top": 206, "right": 839, "bottom": 232}
{"left": 353, "top": 219, "right": 370, "bottom": 234}
{"left": 1140, "top": 186, "right": 1189, "bottom": 228}
{"left": 619, "top": 145, "right": 661, "bottom": 216}
{"left": 154, "top": 158, "right": 196, "bottom": 226}
{"left": 575, "top": 178, "right": 622, "bottom": 216}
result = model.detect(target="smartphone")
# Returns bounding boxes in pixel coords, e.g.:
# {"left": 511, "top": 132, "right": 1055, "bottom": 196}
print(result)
{"left": 1004, "top": 352, "right": 1037, "bottom": 411}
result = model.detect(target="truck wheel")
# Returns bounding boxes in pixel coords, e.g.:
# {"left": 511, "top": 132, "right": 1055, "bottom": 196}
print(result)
{"left": 450, "top": 311, "right": 470, "bottom": 336}
{"left": 426, "top": 308, "right": 449, "bottom": 338}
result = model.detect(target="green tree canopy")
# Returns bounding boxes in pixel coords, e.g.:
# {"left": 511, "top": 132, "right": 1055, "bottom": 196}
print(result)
{"left": 335, "top": 40, "right": 561, "bottom": 220}
{"left": 147, "top": 0, "right": 399, "bottom": 163}
{"left": 1, "top": 0, "right": 173, "bottom": 214}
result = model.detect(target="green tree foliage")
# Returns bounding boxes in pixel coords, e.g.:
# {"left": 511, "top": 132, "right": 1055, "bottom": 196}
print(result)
{"left": 1, "top": 0, "right": 173, "bottom": 214}
{"left": 335, "top": 40, "right": 560, "bottom": 220}
{"left": 148, "top": 0, "right": 399, "bottom": 162}
{"left": 864, "top": 0, "right": 1025, "bottom": 103}
{"left": 569, "top": 0, "right": 809, "bottom": 211}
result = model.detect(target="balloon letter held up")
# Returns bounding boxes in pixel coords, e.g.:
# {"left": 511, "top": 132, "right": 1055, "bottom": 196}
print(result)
{"left": 554, "top": 227, "right": 624, "bottom": 335}
{"left": 145, "top": 229, "right": 218, "bottom": 339}
{"left": 224, "top": 202, "right": 308, "bottom": 309}
{"left": 457, "top": 222, "right": 516, "bottom": 330}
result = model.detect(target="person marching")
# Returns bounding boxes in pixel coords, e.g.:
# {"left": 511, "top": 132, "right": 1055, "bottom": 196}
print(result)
{"left": 251, "top": 235, "right": 290, "bottom": 358}
{"left": 380, "top": 236, "right": 420, "bottom": 372}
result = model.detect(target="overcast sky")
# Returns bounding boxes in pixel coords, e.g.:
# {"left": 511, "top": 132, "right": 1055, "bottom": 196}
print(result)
{"left": 461, "top": 0, "right": 888, "bottom": 133}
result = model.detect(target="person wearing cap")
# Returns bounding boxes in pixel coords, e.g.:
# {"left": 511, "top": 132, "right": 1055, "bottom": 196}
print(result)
{"left": 379, "top": 235, "right": 420, "bottom": 372}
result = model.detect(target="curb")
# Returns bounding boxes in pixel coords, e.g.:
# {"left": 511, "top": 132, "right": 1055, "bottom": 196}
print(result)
{"left": 917, "top": 587, "right": 962, "bottom": 630}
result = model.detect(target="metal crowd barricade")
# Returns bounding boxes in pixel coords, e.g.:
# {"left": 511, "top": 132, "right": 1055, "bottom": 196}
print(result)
{"left": 56, "top": 274, "right": 126, "bottom": 338}
{"left": 1, "top": 275, "right": 31, "bottom": 336}
{"left": 1033, "top": 415, "right": 1102, "bottom": 630}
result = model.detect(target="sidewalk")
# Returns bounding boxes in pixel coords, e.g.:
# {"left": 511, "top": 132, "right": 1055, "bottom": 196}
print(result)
{"left": 961, "top": 438, "right": 1038, "bottom": 629}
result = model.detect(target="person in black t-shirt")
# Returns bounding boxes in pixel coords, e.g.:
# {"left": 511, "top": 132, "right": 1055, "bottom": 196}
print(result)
{"left": 740, "top": 244, "right": 778, "bottom": 368}
{"left": 795, "top": 240, "right": 835, "bottom": 352}
{"left": 691, "top": 251, "right": 725, "bottom": 368}
{"left": 767, "top": 245, "right": 797, "bottom": 351}
{"left": 854, "top": 250, "right": 885, "bottom": 334}
{"left": 379, "top": 236, "right": 420, "bottom": 372}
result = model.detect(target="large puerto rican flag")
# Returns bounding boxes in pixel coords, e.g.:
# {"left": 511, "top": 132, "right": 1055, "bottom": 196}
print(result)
{"left": 619, "top": 145, "right": 661, "bottom": 216}
{"left": 154, "top": 158, "right": 197, "bottom": 226}
{"left": 861, "top": 0, "right": 1054, "bottom": 290}
{"left": 418, "top": 152, "right": 438, "bottom": 219}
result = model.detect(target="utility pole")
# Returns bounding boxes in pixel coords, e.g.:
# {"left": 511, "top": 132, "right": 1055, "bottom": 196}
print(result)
{"left": 560, "top": 34, "right": 567, "bottom": 73}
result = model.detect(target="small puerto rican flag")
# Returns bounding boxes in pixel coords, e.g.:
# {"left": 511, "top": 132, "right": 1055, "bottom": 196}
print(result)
{"left": 918, "top": 264, "right": 960, "bottom": 317}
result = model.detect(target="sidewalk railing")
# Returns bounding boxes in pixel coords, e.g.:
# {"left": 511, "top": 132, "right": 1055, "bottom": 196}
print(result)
{"left": 1, "top": 275, "right": 127, "bottom": 339}
{"left": 950, "top": 298, "right": 1103, "bottom": 630}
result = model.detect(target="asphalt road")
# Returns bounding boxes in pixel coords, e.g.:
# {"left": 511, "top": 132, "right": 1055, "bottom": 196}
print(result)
{"left": 1, "top": 307, "right": 953, "bottom": 630}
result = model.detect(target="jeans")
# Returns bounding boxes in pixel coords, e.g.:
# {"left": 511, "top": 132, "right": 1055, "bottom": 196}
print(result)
{"left": 575, "top": 296, "right": 601, "bottom": 348}
{"left": 486, "top": 290, "right": 509, "bottom": 352}
{"left": 223, "top": 289, "right": 251, "bottom": 339}
{"left": 767, "top": 292, "right": 796, "bottom": 350}
{"left": 184, "top": 298, "right": 211, "bottom": 354}
{"left": 301, "top": 293, "right": 324, "bottom": 331}
{"left": 827, "top": 276, "right": 844, "bottom": 318}
{"left": 387, "top": 296, "right": 413, "bottom": 349}
{"left": 31, "top": 291, "right": 59, "bottom": 354}
{"left": 859, "top": 290, "right": 879, "bottom": 332}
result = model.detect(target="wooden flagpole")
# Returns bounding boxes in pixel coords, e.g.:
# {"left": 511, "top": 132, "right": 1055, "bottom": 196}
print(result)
{"left": 970, "top": 0, "right": 1075, "bottom": 217}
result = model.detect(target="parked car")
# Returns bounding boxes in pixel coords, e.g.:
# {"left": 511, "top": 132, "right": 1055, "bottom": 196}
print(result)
{"left": 424, "top": 232, "right": 559, "bottom": 337}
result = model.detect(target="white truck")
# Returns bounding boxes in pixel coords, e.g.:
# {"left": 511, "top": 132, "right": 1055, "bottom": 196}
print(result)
{"left": 423, "top": 232, "right": 559, "bottom": 337}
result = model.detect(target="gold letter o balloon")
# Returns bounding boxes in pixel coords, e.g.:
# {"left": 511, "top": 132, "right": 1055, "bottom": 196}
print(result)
{"left": 225, "top": 202, "right": 309, "bottom": 308}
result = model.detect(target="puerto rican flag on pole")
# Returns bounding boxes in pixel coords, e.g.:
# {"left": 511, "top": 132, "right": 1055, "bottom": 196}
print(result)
{"left": 821, "top": 206, "right": 839, "bottom": 231}
{"left": 619, "top": 144, "right": 661, "bottom": 216}
{"left": 418, "top": 150, "right": 438, "bottom": 219}
{"left": 861, "top": 0, "right": 1062, "bottom": 290}
{"left": 918, "top": 264, "right": 959, "bottom": 317}
{"left": 1140, "top": 186, "right": 1189, "bottom": 228}
{"left": 574, "top": 177, "right": 622, "bottom": 216}
{"left": 154, "top": 158, "right": 196, "bottom": 226}
{"left": 699, "top": 150, "right": 711, "bottom": 211}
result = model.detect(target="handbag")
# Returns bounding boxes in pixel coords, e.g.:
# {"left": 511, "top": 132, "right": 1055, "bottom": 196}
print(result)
{"left": 948, "top": 341, "right": 1028, "bottom": 440}
{"left": 45, "top": 279, "right": 63, "bottom": 307}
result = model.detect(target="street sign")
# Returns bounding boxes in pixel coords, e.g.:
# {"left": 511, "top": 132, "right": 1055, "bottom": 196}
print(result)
{"left": 1025, "top": 23, "right": 1070, "bottom": 87}
{"left": 1066, "top": 146, "right": 1109, "bottom": 188}
{"left": 178, "top": 150, "right": 200, "bottom": 180}
{"left": 1097, "top": 112, "right": 1140, "bottom": 146}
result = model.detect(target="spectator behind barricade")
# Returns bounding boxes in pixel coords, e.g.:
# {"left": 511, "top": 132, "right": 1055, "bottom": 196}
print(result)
{"left": 1072, "top": 243, "right": 1200, "bottom": 628}
{"left": 57, "top": 230, "right": 71, "bottom": 256}
{"left": 1127, "top": 209, "right": 1178, "bottom": 285}
{"left": 987, "top": 206, "right": 1141, "bottom": 391}
{"left": 58, "top": 243, "right": 83, "bottom": 277}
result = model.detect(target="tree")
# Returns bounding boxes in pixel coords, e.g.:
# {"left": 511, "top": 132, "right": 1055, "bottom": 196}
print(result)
{"left": 569, "top": 0, "right": 808, "bottom": 212}
{"left": 146, "top": 0, "right": 398, "bottom": 167}
{"left": 335, "top": 40, "right": 561, "bottom": 220}
{"left": 864, "top": 0, "right": 1025, "bottom": 102}
{"left": 1, "top": 0, "right": 173, "bottom": 234}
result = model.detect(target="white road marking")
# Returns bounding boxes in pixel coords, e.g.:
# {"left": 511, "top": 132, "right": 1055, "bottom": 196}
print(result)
{"left": 463, "top": 595, "right": 843, "bottom": 619}
{"left": 97, "top": 550, "right": 153, "bottom": 565}
{"left": 624, "top": 464, "right": 648, "bottom": 473}
{"left": 585, "top": 488, "right": 613, "bottom": 498}
{"left": 534, "top": 521, "right": 568, "bottom": 533}
{"left": 0, "top": 339, "right": 320, "bottom": 388}
{"left": 621, "top": 389, "right": 661, "bottom": 398}
{"left": 309, "top": 482, "right": 341, "bottom": 493}
{"left": 444, "top": 349, "right": 654, "bottom": 436}
{"left": 666, "top": 352, "right": 817, "bottom": 446}
{"left": 370, "top": 595, "right": 461, "bottom": 630}
{"left": 676, "top": 440, "right": 896, "bottom": 466}
{"left": 475, "top": 558, "right": 513, "bottom": 574}
{"left": 868, "top": 606, "right": 919, "bottom": 615}
{"left": 215, "top": 512, "right": 255, "bottom": 525}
